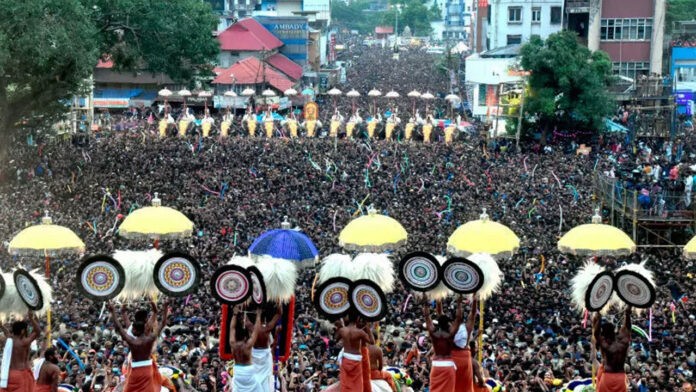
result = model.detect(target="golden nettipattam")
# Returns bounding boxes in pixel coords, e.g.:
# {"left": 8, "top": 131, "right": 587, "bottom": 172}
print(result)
{"left": 338, "top": 206, "right": 407, "bottom": 252}
{"left": 558, "top": 209, "right": 635, "bottom": 256}
{"left": 447, "top": 209, "right": 520, "bottom": 259}
{"left": 119, "top": 193, "right": 193, "bottom": 240}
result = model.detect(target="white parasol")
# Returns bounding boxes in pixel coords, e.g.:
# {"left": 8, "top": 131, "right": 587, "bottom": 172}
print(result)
{"left": 284, "top": 88, "right": 298, "bottom": 96}
{"left": 327, "top": 88, "right": 343, "bottom": 96}
{"left": 368, "top": 89, "right": 382, "bottom": 97}
{"left": 224, "top": 90, "right": 237, "bottom": 97}
{"left": 241, "top": 88, "right": 256, "bottom": 97}
{"left": 158, "top": 88, "right": 173, "bottom": 97}
{"left": 178, "top": 89, "right": 191, "bottom": 97}
{"left": 407, "top": 90, "right": 421, "bottom": 98}
{"left": 385, "top": 90, "right": 400, "bottom": 98}
{"left": 421, "top": 92, "right": 435, "bottom": 100}
{"left": 262, "top": 89, "right": 276, "bottom": 97}
{"left": 346, "top": 89, "right": 361, "bottom": 98}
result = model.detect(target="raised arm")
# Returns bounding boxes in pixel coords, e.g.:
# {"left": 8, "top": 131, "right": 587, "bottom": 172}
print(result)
{"left": 466, "top": 297, "right": 478, "bottom": 335}
{"left": 26, "top": 312, "right": 41, "bottom": 342}
{"left": 265, "top": 305, "right": 283, "bottom": 333}
{"left": 423, "top": 295, "right": 434, "bottom": 334}
{"left": 229, "top": 307, "right": 239, "bottom": 346}
{"left": 362, "top": 323, "right": 375, "bottom": 345}
{"left": 108, "top": 302, "right": 137, "bottom": 346}
{"left": 450, "top": 296, "right": 464, "bottom": 335}
{"left": 592, "top": 312, "right": 601, "bottom": 346}
{"left": 247, "top": 309, "right": 262, "bottom": 348}
{"left": 156, "top": 299, "right": 170, "bottom": 337}
{"left": 618, "top": 306, "right": 632, "bottom": 343}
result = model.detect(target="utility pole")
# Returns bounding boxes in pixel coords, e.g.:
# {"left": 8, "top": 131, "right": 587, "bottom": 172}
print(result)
{"left": 515, "top": 83, "right": 525, "bottom": 150}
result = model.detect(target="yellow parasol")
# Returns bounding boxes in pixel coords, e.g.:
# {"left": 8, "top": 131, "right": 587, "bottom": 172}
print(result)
{"left": 558, "top": 208, "right": 635, "bottom": 257}
{"left": 447, "top": 209, "right": 520, "bottom": 259}
{"left": 8, "top": 211, "right": 85, "bottom": 342}
{"left": 684, "top": 236, "right": 696, "bottom": 259}
{"left": 119, "top": 193, "right": 193, "bottom": 241}
{"left": 338, "top": 206, "right": 407, "bottom": 252}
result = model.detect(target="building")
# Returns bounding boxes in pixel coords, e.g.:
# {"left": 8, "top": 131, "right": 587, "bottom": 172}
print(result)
{"left": 465, "top": 45, "right": 523, "bottom": 128}
{"left": 91, "top": 59, "right": 174, "bottom": 109}
{"left": 484, "top": 0, "right": 564, "bottom": 50}
{"left": 443, "top": 0, "right": 473, "bottom": 41}
{"left": 671, "top": 21, "right": 696, "bottom": 116}
{"left": 256, "top": 16, "right": 310, "bottom": 66}
{"left": 565, "top": 0, "right": 666, "bottom": 79}
{"left": 217, "top": 18, "right": 284, "bottom": 68}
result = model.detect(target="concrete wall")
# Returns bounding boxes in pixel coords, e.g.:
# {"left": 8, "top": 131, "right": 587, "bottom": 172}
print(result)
{"left": 488, "top": 0, "right": 564, "bottom": 49}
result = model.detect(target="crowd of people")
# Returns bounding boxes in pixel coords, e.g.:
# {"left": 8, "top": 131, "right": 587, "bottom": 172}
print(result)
{"left": 0, "top": 46, "right": 694, "bottom": 392}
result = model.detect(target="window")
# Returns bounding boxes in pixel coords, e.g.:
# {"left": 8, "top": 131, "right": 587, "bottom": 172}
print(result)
{"left": 613, "top": 62, "right": 650, "bottom": 80}
{"left": 550, "top": 6, "right": 562, "bottom": 24}
{"left": 487, "top": 5, "right": 491, "bottom": 24}
{"left": 600, "top": 18, "right": 653, "bottom": 41}
{"left": 507, "top": 34, "right": 522, "bottom": 45}
{"left": 508, "top": 6, "right": 522, "bottom": 23}
{"left": 532, "top": 7, "right": 541, "bottom": 23}
{"left": 478, "top": 84, "right": 487, "bottom": 106}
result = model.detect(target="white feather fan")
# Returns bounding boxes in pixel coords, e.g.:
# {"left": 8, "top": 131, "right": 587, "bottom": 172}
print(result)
{"left": 612, "top": 262, "right": 656, "bottom": 314}
{"left": 425, "top": 256, "right": 452, "bottom": 300}
{"left": 570, "top": 261, "right": 606, "bottom": 313}
{"left": 227, "top": 256, "right": 255, "bottom": 268}
{"left": 256, "top": 256, "right": 297, "bottom": 303}
{"left": 318, "top": 253, "right": 355, "bottom": 284}
{"left": 468, "top": 253, "right": 503, "bottom": 301}
{"left": 113, "top": 249, "right": 163, "bottom": 301}
{"left": 352, "top": 253, "right": 395, "bottom": 293}
{"left": 0, "top": 269, "right": 53, "bottom": 320}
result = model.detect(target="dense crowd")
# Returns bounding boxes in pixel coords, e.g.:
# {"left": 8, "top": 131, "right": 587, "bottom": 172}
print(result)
{"left": 0, "top": 46, "right": 694, "bottom": 392}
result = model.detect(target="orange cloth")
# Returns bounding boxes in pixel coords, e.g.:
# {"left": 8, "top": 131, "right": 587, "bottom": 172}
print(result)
{"left": 430, "top": 364, "right": 456, "bottom": 392}
{"left": 473, "top": 384, "right": 490, "bottom": 392}
{"left": 340, "top": 355, "right": 363, "bottom": 392}
{"left": 34, "top": 386, "right": 50, "bottom": 392}
{"left": 452, "top": 349, "right": 474, "bottom": 392}
{"left": 597, "top": 370, "right": 627, "bottom": 392}
{"left": 124, "top": 365, "right": 158, "bottom": 392}
{"left": 370, "top": 370, "right": 396, "bottom": 392}
{"left": 0, "top": 369, "right": 35, "bottom": 392}
{"left": 151, "top": 363, "right": 175, "bottom": 392}
{"left": 360, "top": 347, "right": 372, "bottom": 392}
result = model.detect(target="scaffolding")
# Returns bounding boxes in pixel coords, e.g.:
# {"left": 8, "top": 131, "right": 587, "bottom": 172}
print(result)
{"left": 594, "top": 174, "right": 696, "bottom": 247}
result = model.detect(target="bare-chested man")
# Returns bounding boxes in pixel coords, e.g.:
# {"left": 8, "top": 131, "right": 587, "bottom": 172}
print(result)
{"left": 34, "top": 349, "right": 60, "bottom": 392}
{"left": 335, "top": 316, "right": 374, "bottom": 392}
{"left": 108, "top": 300, "right": 169, "bottom": 392}
{"left": 1, "top": 312, "right": 41, "bottom": 392}
{"left": 451, "top": 296, "right": 476, "bottom": 392}
{"left": 367, "top": 344, "right": 396, "bottom": 392}
{"left": 244, "top": 305, "right": 282, "bottom": 392}
{"left": 230, "top": 307, "right": 262, "bottom": 392}
{"left": 423, "top": 295, "right": 463, "bottom": 392}
{"left": 593, "top": 306, "right": 631, "bottom": 392}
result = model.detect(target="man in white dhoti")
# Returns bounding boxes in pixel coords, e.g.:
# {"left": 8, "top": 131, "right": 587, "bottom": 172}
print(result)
{"left": 230, "top": 307, "right": 263, "bottom": 392}
{"left": 245, "top": 306, "right": 282, "bottom": 392}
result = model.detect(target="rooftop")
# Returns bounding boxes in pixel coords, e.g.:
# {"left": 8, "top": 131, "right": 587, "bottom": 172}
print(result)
{"left": 218, "top": 18, "right": 284, "bottom": 52}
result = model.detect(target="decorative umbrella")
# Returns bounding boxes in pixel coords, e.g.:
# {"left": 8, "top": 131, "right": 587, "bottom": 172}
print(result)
{"left": 301, "top": 88, "right": 315, "bottom": 96}
{"left": 159, "top": 88, "right": 173, "bottom": 106}
{"left": 223, "top": 90, "right": 237, "bottom": 97}
{"left": 8, "top": 211, "right": 85, "bottom": 341}
{"left": 447, "top": 208, "right": 520, "bottom": 259}
{"left": 407, "top": 90, "right": 421, "bottom": 113}
{"left": 327, "top": 88, "right": 342, "bottom": 109}
{"left": 385, "top": 90, "right": 400, "bottom": 98}
{"left": 262, "top": 89, "right": 276, "bottom": 97}
{"left": 444, "top": 94, "right": 461, "bottom": 118}
{"left": 421, "top": 91, "right": 435, "bottom": 113}
{"left": 339, "top": 206, "right": 407, "bottom": 252}
{"left": 683, "top": 236, "right": 696, "bottom": 259}
{"left": 557, "top": 209, "right": 635, "bottom": 257}
{"left": 284, "top": 88, "right": 298, "bottom": 113}
{"left": 198, "top": 91, "right": 213, "bottom": 110}
{"left": 368, "top": 89, "right": 382, "bottom": 115}
{"left": 346, "top": 89, "right": 361, "bottom": 112}
{"left": 249, "top": 217, "right": 319, "bottom": 268}
{"left": 178, "top": 89, "right": 191, "bottom": 106}
{"left": 119, "top": 192, "right": 194, "bottom": 244}
{"left": 241, "top": 88, "right": 256, "bottom": 97}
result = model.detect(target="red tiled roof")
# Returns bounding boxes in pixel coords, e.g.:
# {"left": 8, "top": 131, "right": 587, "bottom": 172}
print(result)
{"left": 218, "top": 18, "right": 283, "bottom": 52}
{"left": 266, "top": 53, "right": 303, "bottom": 80}
{"left": 375, "top": 26, "right": 394, "bottom": 34}
{"left": 212, "top": 57, "right": 294, "bottom": 92}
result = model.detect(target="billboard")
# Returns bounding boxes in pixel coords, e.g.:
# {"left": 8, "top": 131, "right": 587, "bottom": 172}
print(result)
{"left": 256, "top": 16, "right": 309, "bottom": 65}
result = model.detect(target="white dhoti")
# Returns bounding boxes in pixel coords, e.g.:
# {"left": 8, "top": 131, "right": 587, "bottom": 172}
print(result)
{"left": 252, "top": 348, "right": 273, "bottom": 392}
{"left": 371, "top": 380, "right": 393, "bottom": 392}
{"left": 233, "top": 364, "right": 265, "bottom": 392}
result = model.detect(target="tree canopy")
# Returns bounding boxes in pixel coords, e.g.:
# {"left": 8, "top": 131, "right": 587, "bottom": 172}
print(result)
{"left": 667, "top": 0, "right": 696, "bottom": 33}
{"left": 0, "top": 0, "right": 219, "bottom": 134}
{"left": 331, "top": 0, "right": 434, "bottom": 36}
{"left": 519, "top": 31, "right": 614, "bottom": 143}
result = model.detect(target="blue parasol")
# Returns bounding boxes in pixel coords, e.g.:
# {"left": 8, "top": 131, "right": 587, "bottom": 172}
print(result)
{"left": 301, "top": 88, "right": 315, "bottom": 96}
{"left": 249, "top": 217, "right": 319, "bottom": 267}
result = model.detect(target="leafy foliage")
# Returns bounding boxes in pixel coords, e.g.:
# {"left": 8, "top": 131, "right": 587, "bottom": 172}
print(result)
{"left": 667, "top": 0, "right": 696, "bottom": 33}
{"left": 519, "top": 31, "right": 614, "bottom": 143}
{"left": 332, "top": 0, "right": 433, "bottom": 36}
{"left": 0, "top": 0, "right": 219, "bottom": 134}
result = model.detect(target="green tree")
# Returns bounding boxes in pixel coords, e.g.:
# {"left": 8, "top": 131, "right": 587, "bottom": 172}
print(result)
{"left": 381, "top": 0, "right": 433, "bottom": 35}
{"left": 0, "top": 0, "right": 98, "bottom": 136}
{"left": 667, "top": 0, "right": 696, "bottom": 33}
{"left": 331, "top": 0, "right": 382, "bottom": 34}
{"left": 519, "top": 31, "right": 614, "bottom": 144}
{"left": 0, "top": 0, "right": 219, "bottom": 135}
{"left": 429, "top": 1, "right": 443, "bottom": 21}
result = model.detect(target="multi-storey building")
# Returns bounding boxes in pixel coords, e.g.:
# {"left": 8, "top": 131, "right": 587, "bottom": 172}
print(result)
{"left": 565, "top": 0, "right": 666, "bottom": 79}
{"left": 480, "top": 0, "right": 565, "bottom": 50}
{"left": 444, "top": 0, "right": 473, "bottom": 41}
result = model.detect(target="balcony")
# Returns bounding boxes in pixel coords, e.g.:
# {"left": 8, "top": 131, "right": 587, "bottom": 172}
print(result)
{"left": 566, "top": 1, "right": 589, "bottom": 14}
